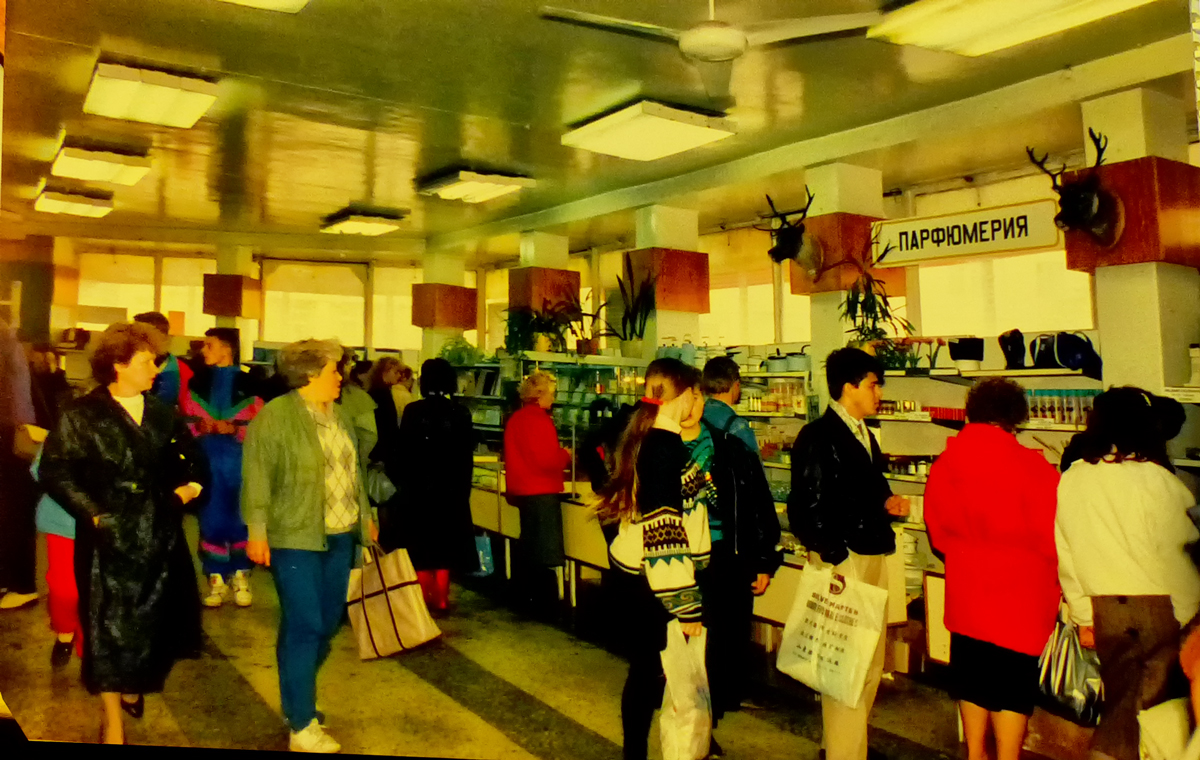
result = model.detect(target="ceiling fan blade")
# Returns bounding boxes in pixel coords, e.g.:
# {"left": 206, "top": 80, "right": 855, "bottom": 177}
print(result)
{"left": 539, "top": 7, "right": 682, "bottom": 43}
{"left": 693, "top": 59, "right": 734, "bottom": 102}
{"left": 744, "top": 12, "right": 883, "bottom": 46}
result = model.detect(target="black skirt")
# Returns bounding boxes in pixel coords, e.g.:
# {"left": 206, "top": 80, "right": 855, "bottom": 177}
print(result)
{"left": 512, "top": 494, "right": 565, "bottom": 567}
{"left": 949, "top": 633, "right": 1040, "bottom": 716}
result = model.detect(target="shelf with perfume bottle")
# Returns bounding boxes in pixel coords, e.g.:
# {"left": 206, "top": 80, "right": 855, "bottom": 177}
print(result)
{"left": 1163, "top": 387, "right": 1200, "bottom": 405}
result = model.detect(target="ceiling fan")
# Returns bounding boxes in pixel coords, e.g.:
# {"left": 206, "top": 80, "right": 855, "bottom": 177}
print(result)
{"left": 539, "top": 1, "right": 883, "bottom": 102}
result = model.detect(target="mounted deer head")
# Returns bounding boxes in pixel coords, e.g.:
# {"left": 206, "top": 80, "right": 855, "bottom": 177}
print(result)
{"left": 764, "top": 188, "right": 820, "bottom": 274}
{"left": 1027, "top": 128, "right": 1125, "bottom": 248}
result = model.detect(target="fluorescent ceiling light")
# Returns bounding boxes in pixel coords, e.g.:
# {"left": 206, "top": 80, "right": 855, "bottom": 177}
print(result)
{"left": 867, "top": 0, "right": 1157, "bottom": 56}
{"left": 34, "top": 191, "right": 114, "bottom": 218}
{"left": 52, "top": 147, "right": 151, "bottom": 186}
{"left": 83, "top": 63, "right": 220, "bottom": 128}
{"left": 562, "top": 101, "right": 735, "bottom": 161}
{"left": 320, "top": 207, "right": 406, "bottom": 236}
{"left": 418, "top": 171, "right": 537, "bottom": 203}
{"left": 214, "top": 0, "right": 310, "bottom": 11}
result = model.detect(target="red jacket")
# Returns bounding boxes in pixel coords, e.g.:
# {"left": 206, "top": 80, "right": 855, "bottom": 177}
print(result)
{"left": 504, "top": 403, "right": 571, "bottom": 497}
{"left": 924, "top": 423, "right": 1061, "bottom": 656}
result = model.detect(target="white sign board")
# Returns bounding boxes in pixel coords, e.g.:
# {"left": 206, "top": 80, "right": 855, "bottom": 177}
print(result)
{"left": 874, "top": 200, "right": 1061, "bottom": 266}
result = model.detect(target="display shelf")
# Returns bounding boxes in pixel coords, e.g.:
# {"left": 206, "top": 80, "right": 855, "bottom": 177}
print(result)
{"left": 960, "top": 368, "right": 1091, "bottom": 378}
{"left": 739, "top": 411, "right": 806, "bottom": 419}
{"left": 456, "top": 394, "right": 507, "bottom": 401}
{"left": 523, "top": 351, "right": 649, "bottom": 368}
{"left": 763, "top": 461, "right": 790, "bottom": 470}
{"left": 874, "top": 412, "right": 934, "bottom": 423}
{"left": 742, "top": 371, "right": 809, "bottom": 379}
{"left": 474, "top": 423, "right": 504, "bottom": 431}
{"left": 886, "top": 473, "right": 928, "bottom": 484}
{"left": 1173, "top": 459, "right": 1200, "bottom": 469}
{"left": 1163, "top": 387, "right": 1200, "bottom": 404}
{"left": 1018, "top": 422, "right": 1083, "bottom": 433}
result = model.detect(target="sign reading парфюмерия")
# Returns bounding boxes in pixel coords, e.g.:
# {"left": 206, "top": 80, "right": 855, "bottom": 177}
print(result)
{"left": 873, "top": 200, "right": 1061, "bottom": 266}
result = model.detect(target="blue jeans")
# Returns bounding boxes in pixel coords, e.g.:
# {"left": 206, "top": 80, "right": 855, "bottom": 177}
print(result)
{"left": 270, "top": 533, "right": 355, "bottom": 731}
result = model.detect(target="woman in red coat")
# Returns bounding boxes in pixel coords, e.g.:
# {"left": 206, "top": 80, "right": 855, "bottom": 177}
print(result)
{"left": 924, "top": 378, "right": 1061, "bottom": 760}
{"left": 504, "top": 371, "right": 572, "bottom": 608}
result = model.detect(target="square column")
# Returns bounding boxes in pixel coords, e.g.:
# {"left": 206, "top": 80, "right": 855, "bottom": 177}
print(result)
{"left": 207, "top": 243, "right": 259, "bottom": 361}
{"left": 418, "top": 250, "right": 476, "bottom": 360}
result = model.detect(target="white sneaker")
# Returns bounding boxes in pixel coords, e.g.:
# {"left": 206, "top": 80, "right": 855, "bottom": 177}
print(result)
{"left": 0, "top": 591, "right": 39, "bottom": 610}
{"left": 203, "top": 575, "right": 228, "bottom": 608}
{"left": 232, "top": 570, "right": 252, "bottom": 607}
{"left": 289, "top": 719, "right": 340, "bottom": 753}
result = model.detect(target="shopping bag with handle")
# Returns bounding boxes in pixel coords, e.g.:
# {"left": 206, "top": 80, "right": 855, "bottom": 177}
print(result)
{"left": 346, "top": 545, "right": 441, "bottom": 660}
{"left": 1037, "top": 608, "right": 1103, "bottom": 727}
{"left": 776, "top": 565, "right": 888, "bottom": 708}
{"left": 659, "top": 619, "right": 712, "bottom": 760}
{"left": 1139, "top": 698, "right": 1192, "bottom": 760}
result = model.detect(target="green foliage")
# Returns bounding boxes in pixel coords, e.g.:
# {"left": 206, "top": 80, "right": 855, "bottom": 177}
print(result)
{"left": 841, "top": 238, "right": 914, "bottom": 358}
{"left": 600, "top": 252, "right": 656, "bottom": 341}
{"left": 438, "top": 336, "right": 484, "bottom": 366}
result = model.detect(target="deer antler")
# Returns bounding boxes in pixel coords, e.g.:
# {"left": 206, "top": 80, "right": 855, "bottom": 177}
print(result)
{"left": 1026, "top": 147, "right": 1065, "bottom": 192}
{"left": 1088, "top": 128, "right": 1109, "bottom": 168}
{"left": 798, "top": 186, "right": 816, "bottom": 219}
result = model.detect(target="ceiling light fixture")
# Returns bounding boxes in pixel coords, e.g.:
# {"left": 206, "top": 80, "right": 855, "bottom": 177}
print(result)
{"left": 52, "top": 146, "right": 152, "bottom": 186}
{"left": 34, "top": 189, "right": 114, "bottom": 218}
{"left": 417, "top": 171, "right": 537, "bottom": 204}
{"left": 83, "top": 63, "right": 220, "bottom": 128}
{"left": 867, "top": 0, "right": 1157, "bottom": 56}
{"left": 214, "top": 0, "right": 310, "bottom": 11}
{"left": 320, "top": 206, "right": 407, "bottom": 236}
{"left": 561, "top": 101, "right": 735, "bottom": 161}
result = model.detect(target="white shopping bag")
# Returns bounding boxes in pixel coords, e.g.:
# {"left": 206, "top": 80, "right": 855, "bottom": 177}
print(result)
{"left": 776, "top": 565, "right": 888, "bottom": 709}
{"left": 659, "top": 619, "right": 712, "bottom": 760}
{"left": 1139, "top": 699, "right": 1192, "bottom": 760}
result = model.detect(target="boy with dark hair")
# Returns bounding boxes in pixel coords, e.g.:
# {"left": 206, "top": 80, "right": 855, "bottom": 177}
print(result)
{"left": 788, "top": 347, "right": 909, "bottom": 760}
{"left": 133, "top": 311, "right": 191, "bottom": 408}
{"left": 701, "top": 357, "right": 761, "bottom": 459}
{"left": 183, "top": 327, "right": 264, "bottom": 608}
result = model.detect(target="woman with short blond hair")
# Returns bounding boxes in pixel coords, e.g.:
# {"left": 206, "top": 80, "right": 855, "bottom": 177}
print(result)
{"left": 504, "top": 370, "right": 571, "bottom": 609}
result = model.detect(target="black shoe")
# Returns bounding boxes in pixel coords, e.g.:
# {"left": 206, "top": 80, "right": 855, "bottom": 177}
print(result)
{"left": 120, "top": 695, "right": 144, "bottom": 719}
{"left": 50, "top": 640, "right": 73, "bottom": 668}
{"left": 708, "top": 738, "right": 724, "bottom": 758}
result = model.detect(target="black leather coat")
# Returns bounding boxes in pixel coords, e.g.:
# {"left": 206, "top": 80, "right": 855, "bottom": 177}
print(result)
{"left": 40, "top": 387, "right": 206, "bottom": 695}
{"left": 786, "top": 408, "right": 896, "bottom": 567}
{"left": 702, "top": 420, "right": 784, "bottom": 576}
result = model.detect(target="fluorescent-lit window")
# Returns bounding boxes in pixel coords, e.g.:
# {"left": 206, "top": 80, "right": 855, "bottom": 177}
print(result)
{"left": 782, "top": 268, "right": 813, "bottom": 343}
{"left": 160, "top": 258, "right": 217, "bottom": 337}
{"left": 77, "top": 253, "right": 155, "bottom": 330}
{"left": 919, "top": 250, "right": 1092, "bottom": 336}
{"left": 263, "top": 262, "right": 366, "bottom": 346}
{"left": 372, "top": 267, "right": 424, "bottom": 351}
{"left": 698, "top": 284, "right": 775, "bottom": 348}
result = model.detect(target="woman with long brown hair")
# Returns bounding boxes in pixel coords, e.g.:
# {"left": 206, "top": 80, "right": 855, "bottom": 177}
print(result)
{"left": 596, "top": 358, "right": 708, "bottom": 760}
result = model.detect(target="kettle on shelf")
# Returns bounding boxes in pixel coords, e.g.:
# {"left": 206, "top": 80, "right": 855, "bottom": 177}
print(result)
{"left": 762, "top": 349, "right": 789, "bottom": 373}
{"left": 786, "top": 346, "right": 810, "bottom": 372}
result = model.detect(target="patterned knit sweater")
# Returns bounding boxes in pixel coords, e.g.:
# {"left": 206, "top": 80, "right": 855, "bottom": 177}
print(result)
{"left": 610, "top": 428, "right": 710, "bottom": 621}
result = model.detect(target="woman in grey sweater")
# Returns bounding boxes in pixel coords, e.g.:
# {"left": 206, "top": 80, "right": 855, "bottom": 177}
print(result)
{"left": 242, "top": 339, "right": 378, "bottom": 754}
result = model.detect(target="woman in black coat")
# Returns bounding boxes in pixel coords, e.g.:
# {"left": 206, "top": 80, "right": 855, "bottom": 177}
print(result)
{"left": 380, "top": 358, "right": 478, "bottom": 612}
{"left": 40, "top": 323, "right": 205, "bottom": 745}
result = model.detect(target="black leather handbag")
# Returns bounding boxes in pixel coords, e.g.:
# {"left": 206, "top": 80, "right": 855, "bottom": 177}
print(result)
{"left": 1030, "top": 332, "right": 1102, "bottom": 380}
{"left": 998, "top": 330, "right": 1026, "bottom": 370}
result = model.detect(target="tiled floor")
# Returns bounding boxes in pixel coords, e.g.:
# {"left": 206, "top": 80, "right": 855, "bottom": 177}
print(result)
{"left": 0, "top": 517, "right": 965, "bottom": 758}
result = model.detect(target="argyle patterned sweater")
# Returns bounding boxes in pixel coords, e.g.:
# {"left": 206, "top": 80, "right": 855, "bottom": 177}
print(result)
{"left": 610, "top": 428, "right": 710, "bottom": 621}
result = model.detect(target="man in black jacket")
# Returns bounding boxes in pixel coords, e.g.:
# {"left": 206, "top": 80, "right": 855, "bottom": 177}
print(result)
{"left": 787, "top": 348, "right": 909, "bottom": 760}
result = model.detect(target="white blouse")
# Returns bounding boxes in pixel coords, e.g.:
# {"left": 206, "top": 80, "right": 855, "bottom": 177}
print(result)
{"left": 1056, "top": 459, "right": 1200, "bottom": 627}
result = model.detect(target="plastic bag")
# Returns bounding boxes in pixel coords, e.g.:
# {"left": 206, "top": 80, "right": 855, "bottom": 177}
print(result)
{"left": 1139, "top": 698, "right": 1192, "bottom": 760}
{"left": 659, "top": 619, "right": 712, "bottom": 760}
{"left": 1037, "top": 613, "right": 1104, "bottom": 727}
{"left": 776, "top": 566, "right": 888, "bottom": 709}
{"left": 471, "top": 533, "right": 495, "bottom": 577}
{"left": 364, "top": 464, "right": 397, "bottom": 505}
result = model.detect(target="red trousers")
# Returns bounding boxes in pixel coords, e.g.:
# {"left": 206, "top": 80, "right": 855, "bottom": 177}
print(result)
{"left": 416, "top": 570, "right": 450, "bottom": 611}
{"left": 45, "top": 534, "right": 83, "bottom": 658}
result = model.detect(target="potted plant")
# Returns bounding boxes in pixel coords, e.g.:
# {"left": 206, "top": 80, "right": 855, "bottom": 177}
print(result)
{"left": 561, "top": 293, "right": 607, "bottom": 356}
{"left": 503, "top": 302, "right": 570, "bottom": 354}
{"left": 438, "top": 336, "right": 483, "bottom": 367}
{"left": 826, "top": 236, "right": 915, "bottom": 366}
{"left": 600, "top": 253, "right": 656, "bottom": 358}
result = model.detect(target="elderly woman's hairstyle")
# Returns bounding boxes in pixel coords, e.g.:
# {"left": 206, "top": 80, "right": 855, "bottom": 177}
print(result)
{"left": 519, "top": 370, "right": 557, "bottom": 403}
{"left": 277, "top": 339, "right": 343, "bottom": 390}
{"left": 368, "top": 356, "right": 403, "bottom": 392}
{"left": 1074, "top": 386, "right": 1171, "bottom": 470}
{"left": 419, "top": 358, "right": 457, "bottom": 397}
{"left": 965, "top": 378, "right": 1029, "bottom": 433}
{"left": 90, "top": 322, "right": 166, "bottom": 385}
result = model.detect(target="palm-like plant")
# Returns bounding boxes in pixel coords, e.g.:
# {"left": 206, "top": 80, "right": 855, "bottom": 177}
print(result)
{"left": 827, "top": 231, "right": 914, "bottom": 368}
{"left": 601, "top": 253, "right": 656, "bottom": 342}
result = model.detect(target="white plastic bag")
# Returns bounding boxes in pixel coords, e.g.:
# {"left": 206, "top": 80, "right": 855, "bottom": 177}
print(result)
{"left": 659, "top": 619, "right": 712, "bottom": 760}
{"left": 1139, "top": 699, "right": 1192, "bottom": 760}
{"left": 776, "top": 565, "right": 888, "bottom": 708}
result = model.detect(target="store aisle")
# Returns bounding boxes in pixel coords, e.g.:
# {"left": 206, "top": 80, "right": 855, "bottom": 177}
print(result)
{"left": 0, "top": 517, "right": 955, "bottom": 758}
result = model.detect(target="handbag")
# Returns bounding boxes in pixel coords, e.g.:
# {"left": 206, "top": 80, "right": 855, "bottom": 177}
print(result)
{"left": 1037, "top": 609, "right": 1104, "bottom": 727}
{"left": 364, "top": 463, "right": 397, "bottom": 505}
{"left": 659, "top": 619, "right": 713, "bottom": 760}
{"left": 345, "top": 545, "right": 440, "bottom": 660}
{"left": 998, "top": 330, "right": 1026, "bottom": 370}
{"left": 12, "top": 424, "right": 47, "bottom": 462}
{"left": 1031, "top": 332, "right": 1103, "bottom": 380}
{"left": 776, "top": 565, "right": 888, "bottom": 708}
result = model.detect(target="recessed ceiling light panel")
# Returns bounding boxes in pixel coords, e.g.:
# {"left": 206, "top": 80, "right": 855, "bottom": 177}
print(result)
{"left": 562, "top": 101, "right": 735, "bottom": 161}
{"left": 83, "top": 63, "right": 220, "bottom": 128}
{"left": 34, "top": 191, "right": 114, "bottom": 218}
{"left": 320, "top": 206, "right": 407, "bottom": 236}
{"left": 418, "top": 171, "right": 537, "bottom": 204}
{"left": 867, "top": 0, "right": 1157, "bottom": 56}
{"left": 214, "top": 0, "right": 310, "bottom": 11}
{"left": 52, "top": 147, "right": 152, "bottom": 186}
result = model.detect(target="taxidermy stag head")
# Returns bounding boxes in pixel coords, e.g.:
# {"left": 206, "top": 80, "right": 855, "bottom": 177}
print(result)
{"left": 1026, "top": 128, "right": 1125, "bottom": 248}
{"left": 764, "top": 188, "right": 821, "bottom": 276}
